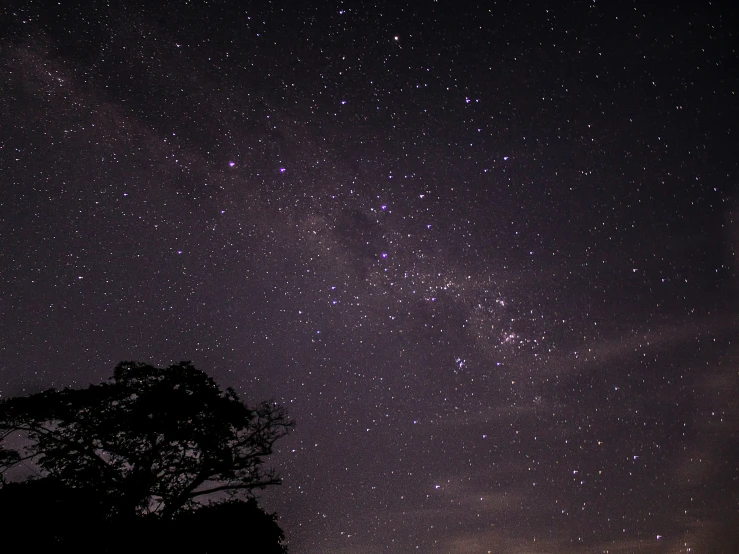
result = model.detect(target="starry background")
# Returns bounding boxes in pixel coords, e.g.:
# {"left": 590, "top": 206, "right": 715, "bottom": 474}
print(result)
{"left": 0, "top": 0, "right": 737, "bottom": 552}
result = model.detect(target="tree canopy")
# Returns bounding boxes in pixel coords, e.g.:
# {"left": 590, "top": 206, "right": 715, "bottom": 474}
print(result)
{"left": 0, "top": 361, "right": 292, "bottom": 551}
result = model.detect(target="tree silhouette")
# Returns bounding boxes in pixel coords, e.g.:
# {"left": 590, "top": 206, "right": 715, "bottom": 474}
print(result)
{"left": 0, "top": 447, "right": 19, "bottom": 485}
{"left": 0, "top": 361, "right": 292, "bottom": 552}
{"left": 164, "top": 499, "right": 287, "bottom": 553}
{"left": 0, "top": 477, "right": 288, "bottom": 553}
{"left": 0, "top": 477, "right": 108, "bottom": 548}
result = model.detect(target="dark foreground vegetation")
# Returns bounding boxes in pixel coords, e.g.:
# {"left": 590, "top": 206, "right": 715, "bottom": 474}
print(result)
{"left": 0, "top": 361, "right": 292, "bottom": 553}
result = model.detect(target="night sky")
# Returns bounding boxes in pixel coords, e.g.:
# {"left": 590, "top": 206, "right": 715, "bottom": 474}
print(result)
{"left": 1, "top": 1, "right": 737, "bottom": 552}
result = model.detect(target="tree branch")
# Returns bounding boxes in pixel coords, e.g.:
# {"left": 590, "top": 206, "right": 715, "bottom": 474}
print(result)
{"left": 187, "top": 478, "right": 282, "bottom": 499}
{"left": 2, "top": 423, "right": 122, "bottom": 483}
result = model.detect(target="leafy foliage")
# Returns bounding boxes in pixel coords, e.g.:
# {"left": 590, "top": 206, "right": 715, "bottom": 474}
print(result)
{"left": 0, "top": 361, "right": 293, "bottom": 520}
{"left": 0, "top": 477, "right": 108, "bottom": 547}
{"left": 0, "top": 477, "right": 287, "bottom": 553}
{"left": 163, "top": 498, "right": 287, "bottom": 553}
{"left": 0, "top": 447, "right": 19, "bottom": 485}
